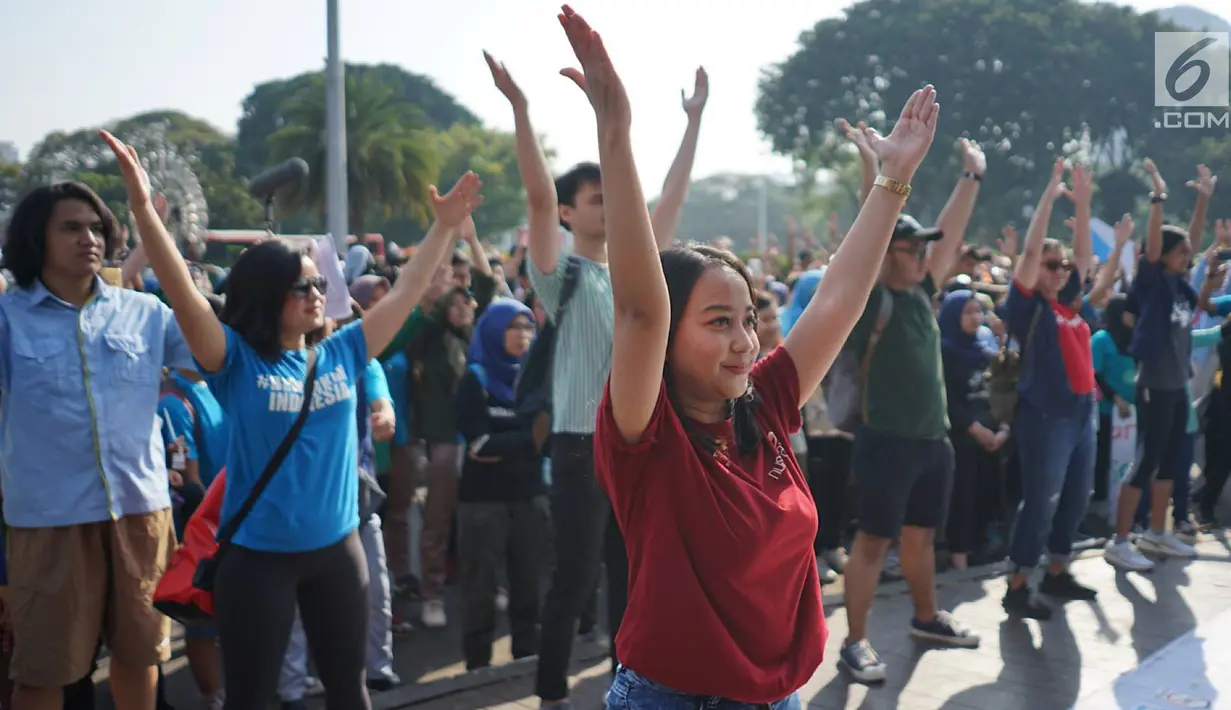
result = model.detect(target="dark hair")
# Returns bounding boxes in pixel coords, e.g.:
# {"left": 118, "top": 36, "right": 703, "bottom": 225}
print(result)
{"left": 1161, "top": 225, "right": 1190, "bottom": 256}
{"left": 755, "top": 290, "right": 776, "bottom": 311}
{"left": 488, "top": 255, "right": 504, "bottom": 269}
{"left": 2, "top": 182, "right": 122, "bottom": 289}
{"left": 451, "top": 250, "right": 470, "bottom": 267}
{"left": 660, "top": 243, "right": 762, "bottom": 456}
{"left": 220, "top": 240, "right": 308, "bottom": 361}
{"left": 555, "top": 162, "right": 602, "bottom": 229}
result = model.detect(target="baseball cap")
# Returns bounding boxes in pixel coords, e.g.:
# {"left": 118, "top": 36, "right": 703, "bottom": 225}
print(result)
{"left": 962, "top": 244, "right": 992, "bottom": 261}
{"left": 891, "top": 215, "right": 943, "bottom": 243}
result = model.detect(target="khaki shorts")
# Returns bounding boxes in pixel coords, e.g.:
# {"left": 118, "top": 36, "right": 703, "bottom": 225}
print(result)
{"left": 7, "top": 508, "right": 176, "bottom": 687}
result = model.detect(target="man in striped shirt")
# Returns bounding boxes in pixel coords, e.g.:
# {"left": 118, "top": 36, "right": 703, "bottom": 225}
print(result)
{"left": 484, "top": 52, "right": 708, "bottom": 707}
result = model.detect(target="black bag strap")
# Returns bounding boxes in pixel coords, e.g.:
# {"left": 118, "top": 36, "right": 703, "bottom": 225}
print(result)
{"left": 552, "top": 255, "right": 584, "bottom": 326}
{"left": 215, "top": 347, "right": 319, "bottom": 546}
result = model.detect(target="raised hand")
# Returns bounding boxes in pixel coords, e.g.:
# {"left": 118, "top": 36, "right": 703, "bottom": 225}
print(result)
{"left": 99, "top": 130, "right": 152, "bottom": 207}
{"left": 1144, "top": 158, "right": 1167, "bottom": 196}
{"left": 960, "top": 137, "right": 986, "bottom": 176}
{"left": 1066, "top": 163, "right": 1094, "bottom": 207}
{"left": 681, "top": 67, "right": 708, "bottom": 119}
{"left": 558, "top": 5, "right": 631, "bottom": 133}
{"left": 861, "top": 85, "right": 939, "bottom": 182}
{"left": 1044, "top": 158, "right": 1068, "bottom": 202}
{"left": 1114, "top": 213, "right": 1134, "bottom": 246}
{"left": 997, "top": 223, "right": 1019, "bottom": 256}
{"left": 1187, "top": 164, "right": 1217, "bottom": 198}
{"left": 430, "top": 171, "right": 484, "bottom": 229}
{"left": 1217, "top": 218, "right": 1231, "bottom": 246}
{"left": 483, "top": 51, "right": 526, "bottom": 109}
{"left": 836, "top": 118, "right": 877, "bottom": 164}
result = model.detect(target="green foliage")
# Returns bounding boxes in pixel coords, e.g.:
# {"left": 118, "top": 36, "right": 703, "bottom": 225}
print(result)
{"left": 0, "top": 161, "right": 24, "bottom": 219}
{"left": 756, "top": 0, "right": 1231, "bottom": 242}
{"left": 432, "top": 123, "right": 542, "bottom": 241}
{"left": 235, "top": 63, "right": 477, "bottom": 180}
{"left": 267, "top": 72, "right": 442, "bottom": 235}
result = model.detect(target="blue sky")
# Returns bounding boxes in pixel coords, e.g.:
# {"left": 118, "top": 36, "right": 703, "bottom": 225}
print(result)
{"left": 1, "top": 0, "right": 1227, "bottom": 194}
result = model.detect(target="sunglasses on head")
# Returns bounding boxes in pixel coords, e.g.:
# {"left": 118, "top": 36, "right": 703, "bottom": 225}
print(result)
{"left": 1042, "top": 259, "right": 1071, "bottom": 273}
{"left": 290, "top": 275, "right": 328, "bottom": 298}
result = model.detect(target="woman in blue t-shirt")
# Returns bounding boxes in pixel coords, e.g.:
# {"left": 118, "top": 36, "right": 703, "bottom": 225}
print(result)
{"left": 103, "top": 130, "right": 484, "bottom": 710}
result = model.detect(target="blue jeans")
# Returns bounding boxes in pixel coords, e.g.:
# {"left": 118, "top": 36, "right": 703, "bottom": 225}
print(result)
{"left": 1008, "top": 397, "right": 1097, "bottom": 571}
{"left": 1136, "top": 433, "right": 1195, "bottom": 527}
{"left": 606, "top": 667, "right": 801, "bottom": 710}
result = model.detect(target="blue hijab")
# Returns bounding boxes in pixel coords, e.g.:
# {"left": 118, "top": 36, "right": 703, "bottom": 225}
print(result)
{"left": 938, "top": 289, "right": 990, "bottom": 367}
{"left": 467, "top": 298, "right": 535, "bottom": 406}
{"left": 781, "top": 269, "right": 825, "bottom": 336}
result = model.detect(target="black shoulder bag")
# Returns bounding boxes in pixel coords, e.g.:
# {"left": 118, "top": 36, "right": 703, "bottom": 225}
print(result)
{"left": 193, "top": 347, "right": 319, "bottom": 592}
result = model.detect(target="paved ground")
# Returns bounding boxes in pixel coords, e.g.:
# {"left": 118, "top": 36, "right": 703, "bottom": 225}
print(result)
{"left": 400, "top": 534, "right": 1231, "bottom": 710}
{"left": 91, "top": 534, "right": 1231, "bottom": 710}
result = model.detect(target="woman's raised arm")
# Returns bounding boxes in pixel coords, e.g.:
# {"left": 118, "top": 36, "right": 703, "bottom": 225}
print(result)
{"left": 783, "top": 86, "right": 940, "bottom": 405}
{"left": 362, "top": 173, "right": 483, "bottom": 358}
{"left": 558, "top": 6, "right": 668, "bottom": 443}
{"left": 101, "top": 131, "right": 227, "bottom": 371}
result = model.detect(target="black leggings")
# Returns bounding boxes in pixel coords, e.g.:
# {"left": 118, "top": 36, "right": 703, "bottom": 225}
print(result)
{"left": 1130, "top": 386, "right": 1188, "bottom": 488}
{"left": 806, "top": 436, "right": 852, "bottom": 552}
{"left": 213, "top": 530, "right": 370, "bottom": 710}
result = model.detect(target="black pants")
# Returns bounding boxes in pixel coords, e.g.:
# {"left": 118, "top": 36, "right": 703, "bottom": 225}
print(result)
{"left": 947, "top": 438, "right": 1002, "bottom": 554}
{"left": 806, "top": 436, "right": 852, "bottom": 551}
{"left": 213, "top": 530, "right": 370, "bottom": 710}
{"left": 457, "top": 498, "right": 550, "bottom": 669}
{"left": 1093, "top": 411, "right": 1112, "bottom": 502}
{"left": 1130, "top": 385, "right": 1188, "bottom": 488}
{"left": 1202, "top": 388, "right": 1231, "bottom": 518}
{"left": 535, "top": 434, "right": 626, "bottom": 701}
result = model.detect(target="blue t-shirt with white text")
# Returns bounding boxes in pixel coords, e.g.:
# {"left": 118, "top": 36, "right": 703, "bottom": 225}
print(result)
{"left": 202, "top": 322, "right": 368, "bottom": 552}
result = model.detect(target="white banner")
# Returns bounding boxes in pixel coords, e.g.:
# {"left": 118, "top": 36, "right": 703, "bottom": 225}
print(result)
{"left": 1107, "top": 408, "right": 1137, "bottom": 522}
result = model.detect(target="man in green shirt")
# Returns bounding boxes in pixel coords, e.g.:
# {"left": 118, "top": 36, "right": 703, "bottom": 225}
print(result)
{"left": 837, "top": 138, "right": 985, "bottom": 686}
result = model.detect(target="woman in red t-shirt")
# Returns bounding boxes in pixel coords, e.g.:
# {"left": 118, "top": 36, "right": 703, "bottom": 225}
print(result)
{"left": 554, "top": 7, "right": 939, "bottom": 708}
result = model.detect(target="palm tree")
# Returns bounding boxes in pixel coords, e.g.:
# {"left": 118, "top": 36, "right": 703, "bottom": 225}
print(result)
{"left": 267, "top": 71, "right": 442, "bottom": 234}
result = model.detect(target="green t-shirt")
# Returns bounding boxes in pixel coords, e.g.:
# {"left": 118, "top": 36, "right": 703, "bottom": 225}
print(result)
{"left": 847, "top": 274, "right": 948, "bottom": 440}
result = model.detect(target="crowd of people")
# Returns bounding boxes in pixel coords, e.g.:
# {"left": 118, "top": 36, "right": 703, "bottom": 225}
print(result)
{"left": 0, "top": 6, "right": 1227, "bottom": 710}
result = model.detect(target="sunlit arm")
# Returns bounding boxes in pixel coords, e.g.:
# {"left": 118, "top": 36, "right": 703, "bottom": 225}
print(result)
{"left": 1014, "top": 187, "right": 1059, "bottom": 292}
{"left": 650, "top": 113, "right": 702, "bottom": 249}
{"left": 1087, "top": 239, "right": 1123, "bottom": 310}
{"left": 784, "top": 185, "right": 908, "bottom": 407}
{"left": 513, "top": 103, "right": 560, "bottom": 273}
{"left": 857, "top": 151, "right": 878, "bottom": 206}
{"left": 1189, "top": 189, "right": 1211, "bottom": 250}
{"left": 121, "top": 242, "right": 148, "bottom": 290}
{"left": 1071, "top": 194, "right": 1094, "bottom": 278}
{"left": 130, "top": 199, "right": 227, "bottom": 371}
{"left": 362, "top": 220, "right": 456, "bottom": 358}
{"left": 604, "top": 126, "right": 671, "bottom": 443}
{"left": 927, "top": 174, "right": 980, "bottom": 280}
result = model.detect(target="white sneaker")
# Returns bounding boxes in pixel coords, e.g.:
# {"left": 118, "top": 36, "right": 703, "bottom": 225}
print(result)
{"left": 1105, "top": 539, "right": 1154, "bottom": 571}
{"left": 1137, "top": 530, "right": 1198, "bottom": 558}
{"left": 421, "top": 599, "right": 448, "bottom": 628}
{"left": 206, "top": 690, "right": 225, "bottom": 710}
{"left": 495, "top": 587, "right": 509, "bottom": 612}
{"left": 304, "top": 676, "right": 325, "bottom": 697}
{"left": 822, "top": 547, "right": 849, "bottom": 575}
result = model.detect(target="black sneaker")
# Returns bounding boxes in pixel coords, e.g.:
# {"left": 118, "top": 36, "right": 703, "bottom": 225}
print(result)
{"left": 1002, "top": 584, "right": 1053, "bottom": 620}
{"left": 367, "top": 672, "right": 403, "bottom": 693}
{"left": 1039, "top": 570, "right": 1097, "bottom": 601}
{"left": 909, "top": 610, "right": 980, "bottom": 647}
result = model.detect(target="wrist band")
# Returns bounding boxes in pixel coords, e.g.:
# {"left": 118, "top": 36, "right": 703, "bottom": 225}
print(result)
{"left": 1150, "top": 192, "right": 1167, "bottom": 203}
{"left": 874, "top": 175, "right": 911, "bottom": 197}
{"left": 964, "top": 171, "right": 983, "bottom": 182}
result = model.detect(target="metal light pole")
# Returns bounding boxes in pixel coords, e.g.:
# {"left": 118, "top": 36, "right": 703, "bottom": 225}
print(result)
{"left": 756, "top": 176, "right": 769, "bottom": 253}
{"left": 325, "top": 0, "right": 349, "bottom": 257}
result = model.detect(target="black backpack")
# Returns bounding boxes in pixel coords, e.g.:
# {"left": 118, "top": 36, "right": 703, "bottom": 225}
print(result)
{"left": 515, "top": 255, "right": 583, "bottom": 420}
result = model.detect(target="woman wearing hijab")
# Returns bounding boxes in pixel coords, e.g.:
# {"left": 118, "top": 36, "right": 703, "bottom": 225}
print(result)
{"left": 939, "top": 290, "right": 1008, "bottom": 570}
{"left": 454, "top": 299, "right": 551, "bottom": 670}
{"left": 1090, "top": 294, "right": 1136, "bottom": 523}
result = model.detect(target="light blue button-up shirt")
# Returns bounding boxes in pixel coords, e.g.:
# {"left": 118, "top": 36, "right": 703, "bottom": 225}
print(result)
{"left": 0, "top": 278, "right": 195, "bottom": 527}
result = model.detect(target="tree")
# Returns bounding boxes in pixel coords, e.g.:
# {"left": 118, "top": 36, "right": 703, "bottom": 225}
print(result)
{"left": 236, "top": 63, "right": 478, "bottom": 180}
{"left": 267, "top": 72, "right": 443, "bottom": 236}
{"left": 0, "top": 161, "right": 22, "bottom": 220}
{"left": 433, "top": 123, "right": 546, "bottom": 240}
{"left": 756, "top": 0, "right": 1231, "bottom": 241}
{"left": 20, "top": 111, "right": 263, "bottom": 231}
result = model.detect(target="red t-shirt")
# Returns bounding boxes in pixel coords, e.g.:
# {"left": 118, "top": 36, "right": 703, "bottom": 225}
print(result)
{"left": 594, "top": 346, "right": 827, "bottom": 703}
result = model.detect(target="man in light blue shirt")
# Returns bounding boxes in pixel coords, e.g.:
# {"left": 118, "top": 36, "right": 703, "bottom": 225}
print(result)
{"left": 0, "top": 182, "right": 194, "bottom": 710}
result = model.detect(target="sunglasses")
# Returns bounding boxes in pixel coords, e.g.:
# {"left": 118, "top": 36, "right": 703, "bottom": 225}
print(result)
{"left": 290, "top": 275, "right": 328, "bottom": 298}
{"left": 891, "top": 242, "right": 929, "bottom": 259}
{"left": 1042, "top": 260, "right": 1071, "bottom": 273}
